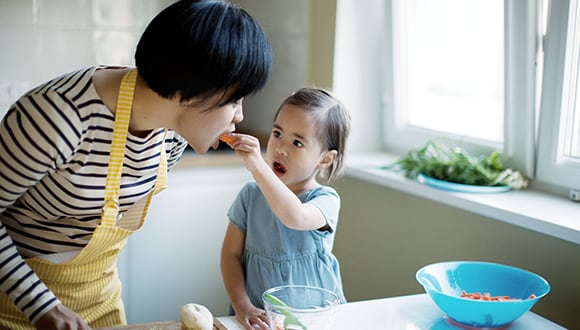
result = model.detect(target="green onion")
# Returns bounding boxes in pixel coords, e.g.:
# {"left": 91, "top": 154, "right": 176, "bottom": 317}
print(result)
{"left": 383, "top": 141, "right": 528, "bottom": 189}
{"left": 263, "top": 293, "right": 308, "bottom": 330}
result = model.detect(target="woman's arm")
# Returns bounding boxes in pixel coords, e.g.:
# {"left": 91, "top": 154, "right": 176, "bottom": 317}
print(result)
{"left": 0, "top": 92, "right": 81, "bottom": 325}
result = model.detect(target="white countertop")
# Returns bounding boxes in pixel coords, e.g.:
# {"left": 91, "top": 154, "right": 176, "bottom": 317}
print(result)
{"left": 217, "top": 293, "right": 564, "bottom": 329}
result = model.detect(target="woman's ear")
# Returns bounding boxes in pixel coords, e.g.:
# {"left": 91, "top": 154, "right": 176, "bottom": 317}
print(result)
{"left": 318, "top": 150, "right": 337, "bottom": 169}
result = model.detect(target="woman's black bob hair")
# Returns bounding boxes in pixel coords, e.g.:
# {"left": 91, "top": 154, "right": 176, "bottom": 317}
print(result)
{"left": 135, "top": 0, "right": 272, "bottom": 107}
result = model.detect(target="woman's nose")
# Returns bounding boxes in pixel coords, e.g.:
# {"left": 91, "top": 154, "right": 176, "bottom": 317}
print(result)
{"left": 233, "top": 105, "right": 244, "bottom": 124}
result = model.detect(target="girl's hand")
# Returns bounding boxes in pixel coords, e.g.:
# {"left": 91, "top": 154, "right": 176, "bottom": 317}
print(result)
{"left": 222, "top": 133, "right": 264, "bottom": 173}
{"left": 234, "top": 304, "right": 269, "bottom": 330}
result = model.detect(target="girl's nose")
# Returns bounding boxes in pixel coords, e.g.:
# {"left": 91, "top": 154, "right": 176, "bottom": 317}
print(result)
{"left": 276, "top": 146, "right": 288, "bottom": 157}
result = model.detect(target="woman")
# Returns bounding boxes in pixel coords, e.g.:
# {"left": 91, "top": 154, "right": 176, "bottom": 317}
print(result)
{"left": 0, "top": 0, "right": 272, "bottom": 329}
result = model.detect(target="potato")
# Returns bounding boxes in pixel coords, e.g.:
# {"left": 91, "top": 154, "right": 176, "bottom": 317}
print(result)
{"left": 180, "top": 303, "right": 213, "bottom": 330}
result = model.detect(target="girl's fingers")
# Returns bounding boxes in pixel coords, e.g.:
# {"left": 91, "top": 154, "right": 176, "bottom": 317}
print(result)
{"left": 249, "top": 315, "right": 269, "bottom": 330}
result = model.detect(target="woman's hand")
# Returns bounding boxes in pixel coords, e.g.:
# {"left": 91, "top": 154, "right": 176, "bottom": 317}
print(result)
{"left": 35, "top": 304, "right": 91, "bottom": 330}
{"left": 234, "top": 304, "right": 269, "bottom": 330}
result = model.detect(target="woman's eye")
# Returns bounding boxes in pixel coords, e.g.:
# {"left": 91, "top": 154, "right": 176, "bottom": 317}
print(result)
{"left": 227, "top": 100, "right": 241, "bottom": 110}
{"left": 272, "top": 131, "right": 281, "bottom": 138}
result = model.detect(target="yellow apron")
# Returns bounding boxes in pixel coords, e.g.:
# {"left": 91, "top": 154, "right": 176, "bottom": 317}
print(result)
{"left": 0, "top": 69, "right": 168, "bottom": 329}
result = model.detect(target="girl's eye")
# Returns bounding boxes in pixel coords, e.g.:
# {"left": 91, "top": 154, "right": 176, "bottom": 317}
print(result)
{"left": 293, "top": 140, "right": 303, "bottom": 148}
{"left": 272, "top": 130, "right": 281, "bottom": 138}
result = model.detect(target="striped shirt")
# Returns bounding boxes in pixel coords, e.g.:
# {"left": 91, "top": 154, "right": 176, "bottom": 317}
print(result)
{"left": 0, "top": 66, "right": 188, "bottom": 322}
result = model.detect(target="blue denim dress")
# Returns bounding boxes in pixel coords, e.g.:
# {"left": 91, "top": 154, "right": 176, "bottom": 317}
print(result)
{"left": 228, "top": 182, "right": 346, "bottom": 308}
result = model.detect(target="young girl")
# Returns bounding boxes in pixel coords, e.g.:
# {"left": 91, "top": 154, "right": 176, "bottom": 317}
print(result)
{"left": 220, "top": 88, "right": 351, "bottom": 330}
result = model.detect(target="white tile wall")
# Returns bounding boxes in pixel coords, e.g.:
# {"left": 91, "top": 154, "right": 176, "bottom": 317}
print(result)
{"left": 0, "top": 0, "right": 171, "bottom": 116}
{"left": 36, "top": 0, "right": 93, "bottom": 26}
{"left": 0, "top": 0, "right": 311, "bottom": 140}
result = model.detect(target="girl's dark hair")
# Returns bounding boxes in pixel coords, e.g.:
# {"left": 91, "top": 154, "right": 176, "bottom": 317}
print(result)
{"left": 135, "top": 0, "right": 272, "bottom": 107}
{"left": 275, "top": 88, "right": 351, "bottom": 184}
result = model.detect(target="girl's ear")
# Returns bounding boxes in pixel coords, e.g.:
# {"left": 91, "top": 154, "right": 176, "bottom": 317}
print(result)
{"left": 318, "top": 149, "right": 337, "bottom": 169}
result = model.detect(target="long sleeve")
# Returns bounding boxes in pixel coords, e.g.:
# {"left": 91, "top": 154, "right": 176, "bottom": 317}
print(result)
{"left": 0, "top": 84, "right": 80, "bottom": 322}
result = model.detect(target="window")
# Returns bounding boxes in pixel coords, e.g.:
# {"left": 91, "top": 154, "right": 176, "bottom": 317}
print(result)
{"left": 378, "top": 0, "right": 580, "bottom": 191}
{"left": 537, "top": 0, "right": 580, "bottom": 190}
{"left": 392, "top": 0, "right": 505, "bottom": 144}
{"left": 383, "top": 0, "right": 539, "bottom": 177}
{"left": 384, "top": 0, "right": 539, "bottom": 162}
{"left": 333, "top": 0, "right": 579, "bottom": 245}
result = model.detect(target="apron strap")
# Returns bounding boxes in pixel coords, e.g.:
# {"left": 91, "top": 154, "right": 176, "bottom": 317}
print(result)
{"left": 101, "top": 69, "right": 138, "bottom": 227}
{"left": 133, "top": 130, "right": 168, "bottom": 226}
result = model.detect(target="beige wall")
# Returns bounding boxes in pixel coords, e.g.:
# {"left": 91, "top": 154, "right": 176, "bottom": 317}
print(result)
{"left": 307, "top": 0, "right": 337, "bottom": 89}
{"left": 333, "top": 176, "right": 580, "bottom": 329}
{"left": 232, "top": 0, "right": 337, "bottom": 142}
{"left": 231, "top": 0, "right": 310, "bottom": 142}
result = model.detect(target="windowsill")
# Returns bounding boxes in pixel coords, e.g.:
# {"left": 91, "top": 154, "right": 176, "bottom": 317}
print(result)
{"left": 345, "top": 153, "right": 580, "bottom": 245}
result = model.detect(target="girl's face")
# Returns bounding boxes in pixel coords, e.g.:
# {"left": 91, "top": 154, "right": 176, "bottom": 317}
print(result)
{"left": 265, "top": 104, "right": 335, "bottom": 194}
{"left": 173, "top": 95, "right": 243, "bottom": 153}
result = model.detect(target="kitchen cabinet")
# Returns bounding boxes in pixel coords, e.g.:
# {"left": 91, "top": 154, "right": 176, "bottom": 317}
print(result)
{"left": 117, "top": 163, "right": 251, "bottom": 324}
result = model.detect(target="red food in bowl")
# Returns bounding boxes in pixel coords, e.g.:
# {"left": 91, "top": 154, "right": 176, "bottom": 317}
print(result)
{"left": 416, "top": 261, "right": 550, "bottom": 327}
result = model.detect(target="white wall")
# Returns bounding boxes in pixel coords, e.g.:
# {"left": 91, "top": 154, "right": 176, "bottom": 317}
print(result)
{"left": 118, "top": 165, "right": 252, "bottom": 323}
{"left": 0, "top": 0, "right": 175, "bottom": 117}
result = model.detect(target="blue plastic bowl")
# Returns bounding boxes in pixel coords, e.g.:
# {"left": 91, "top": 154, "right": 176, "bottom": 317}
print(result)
{"left": 416, "top": 261, "right": 550, "bottom": 328}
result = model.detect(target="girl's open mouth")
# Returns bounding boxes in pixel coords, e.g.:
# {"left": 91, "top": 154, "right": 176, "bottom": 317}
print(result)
{"left": 273, "top": 161, "right": 287, "bottom": 175}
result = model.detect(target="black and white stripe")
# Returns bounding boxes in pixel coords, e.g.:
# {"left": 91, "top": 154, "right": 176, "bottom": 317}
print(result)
{"left": 0, "top": 66, "right": 188, "bottom": 322}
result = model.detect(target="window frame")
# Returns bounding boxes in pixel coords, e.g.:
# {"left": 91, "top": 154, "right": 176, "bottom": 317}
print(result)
{"left": 536, "top": 0, "right": 580, "bottom": 190}
{"left": 381, "top": 0, "right": 539, "bottom": 178}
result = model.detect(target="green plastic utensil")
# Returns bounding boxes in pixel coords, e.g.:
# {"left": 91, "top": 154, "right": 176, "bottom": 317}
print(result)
{"left": 263, "top": 292, "right": 308, "bottom": 330}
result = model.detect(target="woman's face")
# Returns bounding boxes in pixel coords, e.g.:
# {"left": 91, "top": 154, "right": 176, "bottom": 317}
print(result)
{"left": 173, "top": 95, "right": 244, "bottom": 154}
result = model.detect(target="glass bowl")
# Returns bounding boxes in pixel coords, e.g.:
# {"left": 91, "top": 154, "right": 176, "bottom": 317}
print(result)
{"left": 262, "top": 285, "right": 339, "bottom": 330}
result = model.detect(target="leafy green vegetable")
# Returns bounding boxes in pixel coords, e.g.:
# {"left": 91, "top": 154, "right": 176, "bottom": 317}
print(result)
{"left": 383, "top": 141, "right": 528, "bottom": 189}
{"left": 263, "top": 292, "right": 308, "bottom": 330}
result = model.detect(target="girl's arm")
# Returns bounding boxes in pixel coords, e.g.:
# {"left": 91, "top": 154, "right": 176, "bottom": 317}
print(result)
{"left": 226, "top": 134, "right": 327, "bottom": 231}
{"left": 252, "top": 158, "right": 327, "bottom": 230}
{"left": 220, "top": 223, "right": 268, "bottom": 330}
